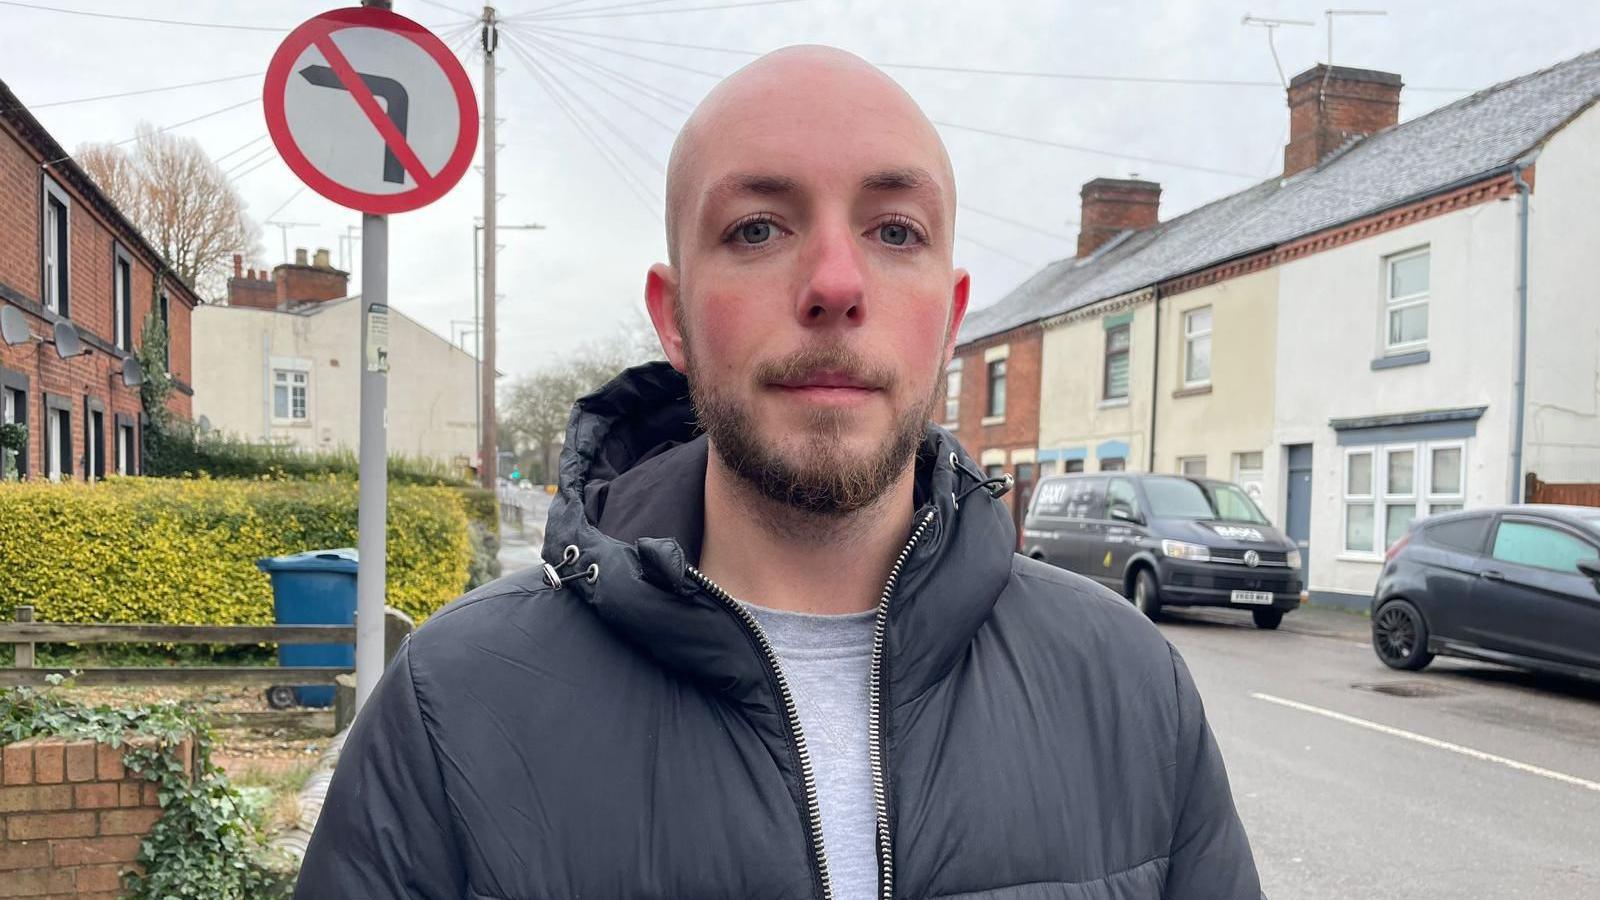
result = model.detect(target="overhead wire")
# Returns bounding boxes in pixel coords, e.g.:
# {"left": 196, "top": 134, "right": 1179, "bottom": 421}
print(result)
{"left": 512, "top": 32, "right": 686, "bottom": 130}
{"left": 933, "top": 120, "right": 1262, "bottom": 180}
{"left": 213, "top": 133, "right": 272, "bottom": 165}
{"left": 956, "top": 233, "right": 1048, "bottom": 270}
{"left": 262, "top": 186, "right": 308, "bottom": 224}
{"left": 525, "top": 0, "right": 728, "bottom": 20}
{"left": 1, "top": 72, "right": 266, "bottom": 112}
{"left": 531, "top": 0, "right": 808, "bottom": 23}
{"left": 220, "top": 143, "right": 278, "bottom": 177}
{"left": 958, "top": 204, "right": 1077, "bottom": 243}
{"left": 227, "top": 155, "right": 280, "bottom": 183}
{"left": 503, "top": 33, "right": 666, "bottom": 175}
{"left": 506, "top": 24, "right": 698, "bottom": 112}
{"left": 0, "top": 0, "right": 288, "bottom": 31}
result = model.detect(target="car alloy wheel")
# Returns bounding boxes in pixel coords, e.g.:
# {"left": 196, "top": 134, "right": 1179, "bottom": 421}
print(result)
{"left": 1371, "top": 599, "right": 1434, "bottom": 671}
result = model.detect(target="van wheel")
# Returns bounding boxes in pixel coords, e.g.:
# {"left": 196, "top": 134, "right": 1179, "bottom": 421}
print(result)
{"left": 1133, "top": 569, "right": 1162, "bottom": 621}
{"left": 1252, "top": 609, "right": 1284, "bottom": 630}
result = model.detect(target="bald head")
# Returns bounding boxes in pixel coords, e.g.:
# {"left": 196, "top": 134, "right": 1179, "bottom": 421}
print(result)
{"left": 663, "top": 45, "right": 957, "bottom": 270}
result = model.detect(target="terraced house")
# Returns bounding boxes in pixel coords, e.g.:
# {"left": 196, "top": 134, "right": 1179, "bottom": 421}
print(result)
{"left": 0, "top": 77, "right": 198, "bottom": 481}
{"left": 951, "top": 50, "right": 1600, "bottom": 604}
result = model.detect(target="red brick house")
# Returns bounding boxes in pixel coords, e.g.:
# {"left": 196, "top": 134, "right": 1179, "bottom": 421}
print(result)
{"left": 0, "top": 77, "right": 199, "bottom": 480}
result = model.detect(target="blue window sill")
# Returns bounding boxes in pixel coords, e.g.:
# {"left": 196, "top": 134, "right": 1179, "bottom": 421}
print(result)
{"left": 1372, "top": 350, "right": 1430, "bottom": 370}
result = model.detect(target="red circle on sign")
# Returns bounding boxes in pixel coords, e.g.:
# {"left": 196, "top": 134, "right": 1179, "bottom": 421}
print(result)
{"left": 264, "top": 7, "right": 478, "bottom": 215}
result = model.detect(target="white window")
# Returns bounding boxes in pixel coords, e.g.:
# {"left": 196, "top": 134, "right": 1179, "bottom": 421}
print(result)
{"left": 117, "top": 423, "right": 135, "bottom": 476}
{"left": 944, "top": 358, "right": 961, "bottom": 425}
{"left": 113, "top": 250, "right": 132, "bottom": 351}
{"left": 1233, "top": 451, "right": 1264, "bottom": 503}
{"left": 42, "top": 180, "right": 70, "bottom": 315}
{"left": 1344, "top": 439, "right": 1467, "bottom": 556}
{"left": 1179, "top": 456, "right": 1207, "bottom": 477}
{"left": 46, "top": 407, "right": 68, "bottom": 482}
{"left": 274, "top": 369, "right": 309, "bottom": 422}
{"left": 1, "top": 387, "right": 22, "bottom": 479}
{"left": 1183, "top": 306, "right": 1212, "bottom": 387}
{"left": 1104, "top": 323, "right": 1131, "bottom": 400}
{"left": 1385, "top": 248, "right": 1429, "bottom": 352}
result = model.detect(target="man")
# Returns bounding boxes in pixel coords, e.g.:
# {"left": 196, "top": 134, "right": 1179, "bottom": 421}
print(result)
{"left": 296, "top": 45, "right": 1261, "bottom": 900}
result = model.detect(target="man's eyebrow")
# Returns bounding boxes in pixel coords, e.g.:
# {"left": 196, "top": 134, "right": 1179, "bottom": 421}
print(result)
{"left": 860, "top": 167, "right": 940, "bottom": 196}
{"left": 704, "top": 173, "right": 801, "bottom": 204}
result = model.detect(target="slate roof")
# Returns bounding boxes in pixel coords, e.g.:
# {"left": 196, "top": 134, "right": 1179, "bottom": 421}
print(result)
{"left": 958, "top": 47, "right": 1600, "bottom": 345}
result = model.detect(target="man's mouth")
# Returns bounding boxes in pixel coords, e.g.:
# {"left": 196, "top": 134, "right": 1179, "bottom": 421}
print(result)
{"left": 770, "top": 370, "right": 881, "bottom": 404}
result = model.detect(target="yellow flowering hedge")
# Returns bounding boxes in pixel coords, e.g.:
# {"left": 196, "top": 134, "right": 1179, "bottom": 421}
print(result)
{"left": 0, "top": 478, "right": 471, "bottom": 626}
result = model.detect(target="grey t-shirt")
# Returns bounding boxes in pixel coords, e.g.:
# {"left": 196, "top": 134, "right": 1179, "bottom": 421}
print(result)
{"left": 741, "top": 601, "right": 879, "bottom": 900}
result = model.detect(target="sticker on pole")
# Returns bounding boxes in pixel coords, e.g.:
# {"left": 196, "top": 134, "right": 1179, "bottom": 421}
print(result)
{"left": 264, "top": 7, "right": 478, "bottom": 215}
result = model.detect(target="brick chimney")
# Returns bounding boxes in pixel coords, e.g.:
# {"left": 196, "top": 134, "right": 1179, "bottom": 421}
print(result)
{"left": 226, "top": 258, "right": 276, "bottom": 309}
{"left": 273, "top": 246, "right": 349, "bottom": 307}
{"left": 1284, "top": 65, "right": 1403, "bottom": 177}
{"left": 1077, "top": 178, "right": 1161, "bottom": 258}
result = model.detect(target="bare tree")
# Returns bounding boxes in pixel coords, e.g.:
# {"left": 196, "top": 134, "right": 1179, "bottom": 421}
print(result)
{"left": 77, "top": 124, "right": 262, "bottom": 300}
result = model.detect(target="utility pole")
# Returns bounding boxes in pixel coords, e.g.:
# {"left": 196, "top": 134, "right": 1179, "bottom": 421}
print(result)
{"left": 472, "top": 220, "right": 542, "bottom": 467}
{"left": 480, "top": 4, "right": 499, "bottom": 489}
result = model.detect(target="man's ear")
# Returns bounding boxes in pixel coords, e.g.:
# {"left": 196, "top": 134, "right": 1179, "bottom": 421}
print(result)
{"left": 944, "top": 267, "right": 971, "bottom": 360}
{"left": 645, "top": 262, "right": 688, "bottom": 373}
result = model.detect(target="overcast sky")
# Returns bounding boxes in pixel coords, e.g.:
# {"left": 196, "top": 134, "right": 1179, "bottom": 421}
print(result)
{"left": 5, "top": 0, "right": 1597, "bottom": 382}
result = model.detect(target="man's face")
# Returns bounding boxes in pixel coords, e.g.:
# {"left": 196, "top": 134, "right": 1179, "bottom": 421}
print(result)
{"left": 648, "top": 50, "right": 969, "bottom": 515}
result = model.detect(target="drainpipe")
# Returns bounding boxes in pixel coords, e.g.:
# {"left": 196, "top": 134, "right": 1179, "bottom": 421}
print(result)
{"left": 1510, "top": 152, "right": 1537, "bottom": 503}
{"left": 1147, "top": 285, "right": 1161, "bottom": 472}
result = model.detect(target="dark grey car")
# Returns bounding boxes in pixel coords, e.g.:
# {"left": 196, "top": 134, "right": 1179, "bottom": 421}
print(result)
{"left": 1022, "top": 472, "right": 1304, "bottom": 629}
{"left": 1371, "top": 505, "right": 1600, "bottom": 680}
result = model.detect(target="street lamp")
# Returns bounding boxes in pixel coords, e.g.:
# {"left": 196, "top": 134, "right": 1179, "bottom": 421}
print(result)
{"left": 473, "top": 221, "right": 544, "bottom": 475}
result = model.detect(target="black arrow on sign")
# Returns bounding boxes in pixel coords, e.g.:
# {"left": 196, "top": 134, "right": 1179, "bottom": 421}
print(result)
{"left": 298, "top": 64, "right": 410, "bottom": 185}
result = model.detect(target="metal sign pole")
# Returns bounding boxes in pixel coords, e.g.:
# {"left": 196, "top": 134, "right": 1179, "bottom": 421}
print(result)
{"left": 355, "top": 212, "right": 389, "bottom": 711}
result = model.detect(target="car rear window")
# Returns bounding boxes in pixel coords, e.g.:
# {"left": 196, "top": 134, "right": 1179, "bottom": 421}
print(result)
{"left": 1424, "top": 516, "right": 1490, "bottom": 554}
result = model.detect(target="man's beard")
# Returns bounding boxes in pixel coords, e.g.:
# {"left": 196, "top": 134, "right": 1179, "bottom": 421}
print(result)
{"left": 687, "top": 343, "right": 937, "bottom": 517}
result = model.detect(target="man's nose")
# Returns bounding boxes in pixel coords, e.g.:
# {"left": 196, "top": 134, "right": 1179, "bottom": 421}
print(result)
{"left": 796, "top": 222, "right": 866, "bottom": 327}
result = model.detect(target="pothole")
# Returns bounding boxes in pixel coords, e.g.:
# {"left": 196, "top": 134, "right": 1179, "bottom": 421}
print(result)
{"left": 1351, "top": 680, "right": 1457, "bottom": 698}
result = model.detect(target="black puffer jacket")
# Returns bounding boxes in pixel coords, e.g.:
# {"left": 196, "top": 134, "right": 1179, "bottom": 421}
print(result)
{"left": 295, "top": 363, "right": 1261, "bottom": 900}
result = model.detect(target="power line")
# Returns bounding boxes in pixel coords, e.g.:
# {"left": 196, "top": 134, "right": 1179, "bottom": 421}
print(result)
{"left": 956, "top": 233, "right": 1046, "bottom": 270}
{"left": 220, "top": 144, "right": 277, "bottom": 177}
{"left": 527, "top": 0, "right": 705, "bottom": 20}
{"left": 44, "top": 96, "right": 262, "bottom": 166}
{"left": 521, "top": 28, "right": 725, "bottom": 78}
{"left": 0, "top": 0, "right": 288, "bottom": 32}
{"left": 518, "top": 0, "right": 599, "bottom": 17}
{"left": 958, "top": 204, "right": 1076, "bottom": 243}
{"left": 410, "top": 0, "right": 478, "bottom": 19}
{"left": 507, "top": 25, "right": 699, "bottom": 111}
{"left": 214, "top": 133, "right": 271, "bottom": 165}
{"left": 932, "top": 120, "right": 1262, "bottom": 180}
{"left": 534, "top": 0, "right": 808, "bottom": 22}
{"left": 2, "top": 72, "right": 266, "bottom": 112}
{"left": 503, "top": 37, "right": 663, "bottom": 219}
{"left": 227, "top": 155, "right": 279, "bottom": 183}
{"left": 524, "top": 23, "right": 758, "bottom": 56}
{"left": 263, "top": 186, "right": 308, "bottom": 225}
{"left": 513, "top": 32, "right": 685, "bottom": 133}
{"left": 503, "top": 34, "right": 668, "bottom": 173}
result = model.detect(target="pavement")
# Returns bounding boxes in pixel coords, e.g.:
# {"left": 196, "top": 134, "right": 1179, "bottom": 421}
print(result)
{"left": 496, "top": 493, "right": 553, "bottom": 575}
{"left": 1162, "top": 604, "right": 1600, "bottom": 899}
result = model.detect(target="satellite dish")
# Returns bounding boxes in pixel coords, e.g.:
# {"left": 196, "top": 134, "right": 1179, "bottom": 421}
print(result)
{"left": 51, "top": 320, "right": 84, "bottom": 359}
{"left": 197, "top": 415, "right": 213, "bottom": 435}
{"left": 121, "top": 356, "right": 143, "bottom": 388}
{"left": 0, "top": 306, "right": 29, "bottom": 346}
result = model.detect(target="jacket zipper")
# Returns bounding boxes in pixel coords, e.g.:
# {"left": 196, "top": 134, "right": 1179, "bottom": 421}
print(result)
{"left": 867, "top": 508, "right": 936, "bottom": 900}
{"left": 684, "top": 506, "right": 936, "bottom": 900}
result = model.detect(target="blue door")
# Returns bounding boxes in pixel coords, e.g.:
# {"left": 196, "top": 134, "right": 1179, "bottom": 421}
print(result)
{"left": 1286, "top": 445, "right": 1313, "bottom": 585}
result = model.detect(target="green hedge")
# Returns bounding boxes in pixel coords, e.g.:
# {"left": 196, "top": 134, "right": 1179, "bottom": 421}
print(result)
{"left": 0, "top": 478, "right": 470, "bottom": 626}
{"left": 142, "top": 425, "right": 473, "bottom": 487}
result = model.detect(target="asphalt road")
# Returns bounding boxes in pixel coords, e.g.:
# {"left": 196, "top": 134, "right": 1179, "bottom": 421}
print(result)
{"left": 1162, "top": 605, "right": 1600, "bottom": 900}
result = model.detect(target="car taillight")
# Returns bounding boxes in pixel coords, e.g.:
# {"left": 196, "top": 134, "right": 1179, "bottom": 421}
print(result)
{"left": 1384, "top": 531, "right": 1413, "bottom": 563}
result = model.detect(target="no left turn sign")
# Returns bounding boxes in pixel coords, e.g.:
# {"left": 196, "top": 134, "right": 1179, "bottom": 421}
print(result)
{"left": 264, "top": 7, "right": 478, "bottom": 215}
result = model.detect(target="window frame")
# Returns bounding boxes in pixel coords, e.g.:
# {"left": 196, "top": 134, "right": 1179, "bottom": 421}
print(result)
{"left": 1489, "top": 516, "right": 1600, "bottom": 574}
{"left": 1343, "top": 439, "right": 1469, "bottom": 558}
{"left": 1384, "top": 247, "right": 1430, "bottom": 354}
{"left": 1182, "top": 306, "right": 1212, "bottom": 388}
{"left": 1178, "top": 456, "right": 1207, "bottom": 478}
{"left": 1343, "top": 448, "right": 1378, "bottom": 556}
{"left": 985, "top": 358, "right": 1007, "bottom": 419}
{"left": 41, "top": 175, "right": 71, "bottom": 317}
{"left": 2, "top": 379, "right": 27, "bottom": 480}
{"left": 43, "top": 395, "right": 71, "bottom": 483}
{"left": 273, "top": 368, "right": 310, "bottom": 423}
{"left": 1099, "top": 457, "right": 1126, "bottom": 472}
{"left": 112, "top": 243, "right": 133, "bottom": 351}
{"left": 1103, "top": 322, "right": 1131, "bottom": 401}
{"left": 158, "top": 291, "right": 170, "bottom": 371}
{"left": 943, "top": 357, "right": 962, "bottom": 426}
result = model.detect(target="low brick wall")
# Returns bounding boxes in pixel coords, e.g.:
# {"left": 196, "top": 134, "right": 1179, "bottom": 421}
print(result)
{"left": 1, "top": 735, "right": 193, "bottom": 899}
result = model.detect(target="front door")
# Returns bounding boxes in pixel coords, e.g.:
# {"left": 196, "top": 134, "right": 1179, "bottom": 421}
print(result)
{"left": 1285, "top": 444, "right": 1313, "bottom": 585}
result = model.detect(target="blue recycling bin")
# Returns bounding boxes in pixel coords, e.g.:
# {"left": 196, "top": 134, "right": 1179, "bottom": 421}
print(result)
{"left": 256, "top": 548, "right": 359, "bottom": 708}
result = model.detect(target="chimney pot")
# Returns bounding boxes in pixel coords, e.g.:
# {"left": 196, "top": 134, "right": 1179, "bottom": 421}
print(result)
{"left": 313, "top": 247, "right": 332, "bottom": 269}
{"left": 246, "top": 268, "right": 255, "bottom": 280}
{"left": 294, "top": 247, "right": 308, "bottom": 266}
{"left": 1283, "top": 64, "right": 1403, "bottom": 177}
{"left": 1076, "top": 177, "right": 1161, "bottom": 258}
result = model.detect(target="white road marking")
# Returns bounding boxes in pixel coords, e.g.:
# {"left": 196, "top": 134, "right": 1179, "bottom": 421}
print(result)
{"left": 1250, "top": 692, "right": 1600, "bottom": 794}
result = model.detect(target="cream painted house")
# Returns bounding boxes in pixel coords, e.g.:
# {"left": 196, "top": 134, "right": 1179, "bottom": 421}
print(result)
{"left": 1036, "top": 288, "right": 1155, "bottom": 477}
{"left": 193, "top": 255, "right": 478, "bottom": 469}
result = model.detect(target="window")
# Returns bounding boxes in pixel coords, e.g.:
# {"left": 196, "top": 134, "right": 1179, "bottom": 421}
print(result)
{"left": 1386, "top": 248, "right": 1429, "bottom": 352}
{"left": 2, "top": 385, "right": 24, "bottom": 480}
{"left": 984, "top": 463, "right": 1005, "bottom": 480}
{"left": 986, "top": 360, "right": 1007, "bottom": 418}
{"left": 1491, "top": 520, "right": 1598, "bottom": 573}
{"left": 1106, "top": 478, "right": 1140, "bottom": 520}
{"left": 42, "top": 177, "right": 70, "bottom": 316}
{"left": 274, "top": 369, "right": 308, "bottom": 421}
{"left": 1233, "top": 451, "right": 1265, "bottom": 503}
{"left": 117, "top": 422, "right": 135, "bottom": 476}
{"left": 944, "top": 358, "right": 961, "bottom": 424}
{"left": 1064, "top": 458, "right": 1085, "bottom": 474}
{"left": 85, "top": 406, "right": 104, "bottom": 482}
{"left": 1179, "top": 456, "right": 1207, "bottom": 477}
{"left": 159, "top": 292, "right": 170, "bottom": 371}
{"left": 45, "top": 405, "right": 69, "bottom": 482}
{"left": 1425, "top": 516, "right": 1490, "bottom": 554}
{"left": 1344, "top": 440, "right": 1468, "bottom": 556}
{"left": 113, "top": 247, "right": 132, "bottom": 351}
{"left": 1100, "top": 457, "right": 1125, "bottom": 472}
{"left": 1104, "top": 324, "right": 1130, "bottom": 400}
{"left": 1183, "top": 306, "right": 1212, "bottom": 386}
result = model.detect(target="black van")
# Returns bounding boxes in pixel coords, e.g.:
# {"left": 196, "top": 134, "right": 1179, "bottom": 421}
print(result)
{"left": 1022, "top": 473, "right": 1303, "bottom": 629}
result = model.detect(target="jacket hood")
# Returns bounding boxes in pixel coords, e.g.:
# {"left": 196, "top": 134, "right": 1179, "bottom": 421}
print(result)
{"left": 540, "top": 361, "right": 1017, "bottom": 720}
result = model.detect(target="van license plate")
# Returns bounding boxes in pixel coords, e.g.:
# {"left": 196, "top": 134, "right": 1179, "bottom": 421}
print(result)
{"left": 1231, "top": 590, "right": 1274, "bottom": 605}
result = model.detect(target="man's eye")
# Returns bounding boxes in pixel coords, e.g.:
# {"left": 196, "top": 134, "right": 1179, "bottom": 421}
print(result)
{"left": 879, "top": 223, "right": 913, "bottom": 246}
{"left": 735, "top": 221, "right": 774, "bottom": 244}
